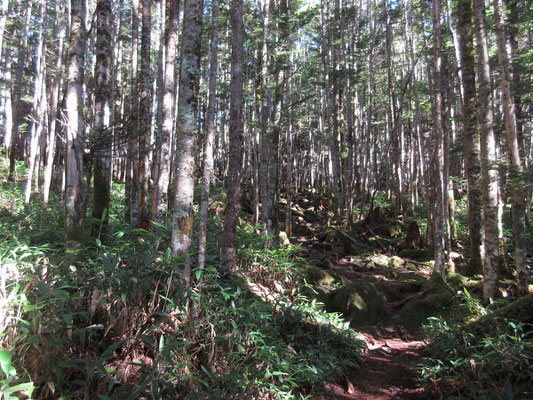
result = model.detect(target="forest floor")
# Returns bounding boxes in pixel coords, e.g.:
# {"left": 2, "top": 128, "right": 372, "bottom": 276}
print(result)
{"left": 290, "top": 204, "right": 435, "bottom": 399}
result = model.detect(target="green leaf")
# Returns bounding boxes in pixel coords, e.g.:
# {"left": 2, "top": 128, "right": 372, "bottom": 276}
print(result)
{"left": 0, "top": 349, "right": 14, "bottom": 376}
{"left": 3, "top": 382, "right": 34, "bottom": 393}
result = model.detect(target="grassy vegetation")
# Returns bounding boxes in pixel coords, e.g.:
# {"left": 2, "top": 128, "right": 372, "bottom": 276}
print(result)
{"left": 1, "top": 159, "right": 532, "bottom": 399}
{"left": 0, "top": 160, "right": 365, "bottom": 399}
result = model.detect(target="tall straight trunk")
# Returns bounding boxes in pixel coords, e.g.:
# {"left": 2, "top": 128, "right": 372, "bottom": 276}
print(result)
{"left": 0, "top": 0, "right": 8, "bottom": 62}
{"left": 43, "top": 2, "right": 66, "bottom": 209}
{"left": 3, "top": 49, "right": 13, "bottom": 158}
{"left": 24, "top": 0, "right": 47, "bottom": 205}
{"left": 8, "top": 0, "right": 32, "bottom": 181}
{"left": 384, "top": 0, "right": 402, "bottom": 216}
{"left": 494, "top": 0, "right": 527, "bottom": 296}
{"left": 65, "top": 0, "right": 88, "bottom": 253}
{"left": 92, "top": 0, "right": 113, "bottom": 237}
{"left": 285, "top": 50, "right": 293, "bottom": 236}
{"left": 341, "top": 0, "right": 355, "bottom": 226}
{"left": 150, "top": 0, "right": 165, "bottom": 221}
{"left": 152, "top": 0, "right": 180, "bottom": 224}
{"left": 126, "top": 0, "right": 140, "bottom": 224}
{"left": 269, "top": 0, "right": 290, "bottom": 233}
{"left": 221, "top": 0, "right": 244, "bottom": 272}
{"left": 432, "top": 0, "right": 446, "bottom": 276}
{"left": 320, "top": 0, "right": 341, "bottom": 215}
{"left": 197, "top": 0, "right": 219, "bottom": 277}
{"left": 473, "top": 0, "right": 499, "bottom": 300}
{"left": 172, "top": 0, "right": 204, "bottom": 285}
{"left": 259, "top": 0, "right": 271, "bottom": 237}
{"left": 138, "top": 0, "right": 152, "bottom": 228}
{"left": 457, "top": 0, "right": 483, "bottom": 276}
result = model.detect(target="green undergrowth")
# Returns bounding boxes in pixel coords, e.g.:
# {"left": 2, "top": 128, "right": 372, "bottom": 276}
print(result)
{"left": 418, "top": 289, "right": 533, "bottom": 400}
{"left": 0, "top": 167, "right": 365, "bottom": 399}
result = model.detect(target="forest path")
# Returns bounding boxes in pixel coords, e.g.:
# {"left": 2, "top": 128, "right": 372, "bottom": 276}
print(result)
{"left": 292, "top": 211, "right": 433, "bottom": 399}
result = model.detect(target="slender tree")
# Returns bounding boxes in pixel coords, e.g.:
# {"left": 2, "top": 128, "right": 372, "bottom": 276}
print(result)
{"left": 473, "top": 0, "right": 499, "bottom": 300}
{"left": 198, "top": 0, "right": 220, "bottom": 278}
{"left": 432, "top": 0, "right": 446, "bottom": 276}
{"left": 151, "top": 0, "right": 181, "bottom": 224}
{"left": 92, "top": 0, "right": 114, "bottom": 236}
{"left": 24, "top": 0, "right": 47, "bottom": 205}
{"left": 457, "top": 0, "right": 483, "bottom": 276}
{"left": 259, "top": 0, "right": 271, "bottom": 237}
{"left": 137, "top": 0, "right": 152, "bottom": 228}
{"left": 43, "top": 2, "right": 66, "bottom": 209}
{"left": 171, "top": 0, "right": 204, "bottom": 285}
{"left": 493, "top": 0, "right": 528, "bottom": 296}
{"left": 65, "top": 0, "right": 88, "bottom": 253}
{"left": 221, "top": 0, "right": 244, "bottom": 272}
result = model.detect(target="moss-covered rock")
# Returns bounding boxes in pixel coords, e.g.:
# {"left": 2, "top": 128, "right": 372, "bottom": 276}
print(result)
{"left": 326, "top": 282, "right": 383, "bottom": 327}
{"left": 303, "top": 265, "right": 340, "bottom": 287}
{"left": 390, "top": 275, "right": 459, "bottom": 329}
{"left": 389, "top": 256, "right": 404, "bottom": 269}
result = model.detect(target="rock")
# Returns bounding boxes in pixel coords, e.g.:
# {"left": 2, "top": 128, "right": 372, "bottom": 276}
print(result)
{"left": 390, "top": 275, "right": 458, "bottom": 329}
{"left": 303, "top": 265, "right": 339, "bottom": 287}
{"left": 279, "top": 231, "right": 291, "bottom": 247}
{"left": 326, "top": 282, "right": 383, "bottom": 327}
{"left": 389, "top": 256, "right": 404, "bottom": 269}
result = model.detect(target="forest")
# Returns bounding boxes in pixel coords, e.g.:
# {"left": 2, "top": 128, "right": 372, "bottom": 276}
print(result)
{"left": 0, "top": 0, "right": 532, "bottom": 398}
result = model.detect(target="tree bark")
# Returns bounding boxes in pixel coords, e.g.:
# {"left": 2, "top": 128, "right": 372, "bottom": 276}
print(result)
{"left": 259, "top": 0, "right": 271, "bottom": 238}
{"left": 43, "top": 2, "right": 67, "bottom": 209}
{"left": 494, "top": 0, "right": 528, "bottom": 296}
{"left": 24, "top": 0, "right": 47, "bottom": 206}
{"left": 65, "top": 0, "right": 88, "bottom": 254}
{"left": 126, "top": 0, "right": 140, "bottom": 224}
{"left": 431, "top": 0, "right": 446, "bottom": 276}
{"left": 172, "top": 0, "right": 204, "bottom": 285}
{"left": 221, "top": 0, "right": 244, "bottom": 272}
{"left": 457, "top": 0, "right": 483, "bottom": 276}
{"left": 197, "top": 0, "right": 219, "bottom": 279}
{"left": 151, "top": 0, "right": 180, "bottom": 224}
{"left": 473, "top": 0, "right": 500, "bottom": 300}
{"left": 92, "top": 0, "right": 114, "bottom": 237}
{"left": 137, "top": 0, "right": 152, "bottom": 229}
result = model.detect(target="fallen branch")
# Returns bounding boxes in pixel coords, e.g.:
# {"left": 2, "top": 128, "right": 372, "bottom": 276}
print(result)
{"left": 364, "top": 223, "right": 388, "bottom": 252}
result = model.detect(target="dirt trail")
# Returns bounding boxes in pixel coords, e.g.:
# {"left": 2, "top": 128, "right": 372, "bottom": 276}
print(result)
{"left": 294, "top": 212, "right": 433, "bottom": 399}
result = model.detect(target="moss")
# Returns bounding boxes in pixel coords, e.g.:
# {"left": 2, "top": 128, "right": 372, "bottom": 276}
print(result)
{"left": 326, "top": 282, "right": 383, "bottom": 327}
{"left": 446, "top": 273, "right": 468, "bottom": 289}
{"left": 391, "top": 275, "right": 459, "bottom": 329}
{"left": 389, "top": 256, "right": 404, "bottom": 269}
{"left": 304, "top": 265, "right": 339, "bottom": 287}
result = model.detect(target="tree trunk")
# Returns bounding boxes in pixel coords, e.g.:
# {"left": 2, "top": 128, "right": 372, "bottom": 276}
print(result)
{"left": 171, "top": 0, "right": 204, "bottom": 285}
{"left": 0, "top": 0, "right": 9, "bottom": 62}
{"left": 2, "top": 48, "right": 13, "bottom": 159}
{"left": 137, "top": 0, "right": 152, "bottom": 229}
{"left": 8, "top": 0, "right": 32, "bottom": 182}
{"left": 494, "top": 0, "right": 528, "bottom": 296}
{"left": 126, "top": 0, "right": 140, "bottom": 224}
{"left": 91, "top": 0, "right": 113, "bottom": 237}
{"left": 473, "top": 0, "right": 500, "bottom": 300}
{"left": 197, "top": 0, "right": 219, "bottom": 280}
{"left": 457, "top": 0, "right": 483, "bottom": 276}
{"left": 431, "top": 0, "right": 447, "bottom": 276}
{"left": 259, "top": 0, "right": 271, "bottom": 238}
{"left": 151, "top": 0, "right": 180, "bottom": 224}
{"left": 65, "top": 0, "right": 88, "bottom": 254}
{"left": 221, "top": 0, "right": 244, "bottom": 272}
{"left": 24, "top": 0, "right": 47, "bottom": 205}
{"left": 43, "top": 2, "right": 66, "bottom": 209}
